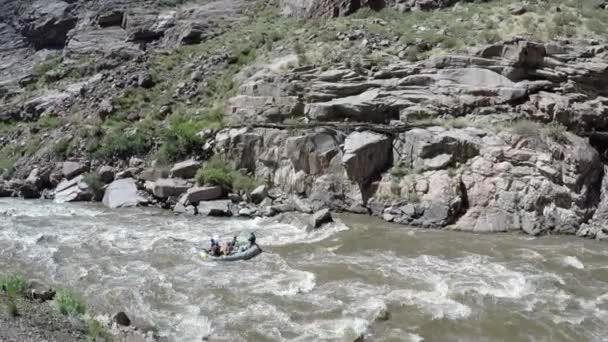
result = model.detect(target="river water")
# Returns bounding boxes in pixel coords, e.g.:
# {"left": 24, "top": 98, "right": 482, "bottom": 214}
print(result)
{"left": 1, "top": 198, "right": 607, "bottom": 342}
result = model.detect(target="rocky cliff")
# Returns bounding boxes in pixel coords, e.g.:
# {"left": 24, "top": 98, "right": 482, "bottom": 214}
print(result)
{"left": 2, "top": 0, "right": 608, "bottom": 240}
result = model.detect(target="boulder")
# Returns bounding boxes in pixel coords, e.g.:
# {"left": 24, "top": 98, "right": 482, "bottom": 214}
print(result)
{"left": 19, "top": 182, "right": 40, "bottom": 199}
{"left": 152, "top": 178, "right": 191, "bottom": 198}
{"left": 102, "top": 178, "right": 142, "bottom": 209}
{"left": 62, "top": 161, "right": 87, "bottom": 180}
{"left": 250, "top": 185, "right": 268, "bottom": 204}
{"left": 25, "top": 167, "right": 51, "bottom": 189}
{"left": 170, "top": 159, "right": 201, "bottom": 179}
{"left": 311, "top": 209, "right": 333, "bottom": 228}
{"left": 0, "top": 182, "right": 12, "bottom": 197}
{"left": 54, "top": 175, "right": 92, "bottom": 203}
{"left": 97, "top": 166, "right": 115, "bottom": 184}
{"left": 342, "top": 131, "right": 392, "bottom": 185}
{"left": 113, "top": 312, "right": 131, "bottom": 327}
{"left": 197, "top": 200, "right": 233, "bottom": 217}
{"left": 184, "top": 186, "right": 223, "bottom": 204}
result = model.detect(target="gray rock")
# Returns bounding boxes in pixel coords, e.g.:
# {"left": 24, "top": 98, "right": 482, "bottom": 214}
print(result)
{"left": 152, "top": 178, "right": 191, "bottom": 198}
{"left": 102, "top": 178, "right": 142, "bottom": 209}
{"left": 239, "top": 207, "right": 257, "bottom": 217}
{"left": 170, "top": 159, "right": 201, "bottom": 179}
{"left": 250, "top": 185, "right": 268, "bottom": 204}
{"left": 342, "top": 131, "right": 392, "bottom": 185}
{"left": 62, "top": 161, "right": 87, "bottom": 180}
{"left": 198, "top": 200, "right": 232, "bottom": 217}
{"left": 113, "top": 312, "right": 131, "bottom": 327}
{"left": 185, "top": 186, "right": 223, "bottom": 204}
{"left": 292, "top": 196, "right": 313, "bottom": 214}
{"left": 54, "top": 175, "right": 92, "bottom": 203}
{"left": 311, "top": 208, "right": 333, "bottom": 228}
{"left": 97, "top": 166, "right": 115, "bottom": 184}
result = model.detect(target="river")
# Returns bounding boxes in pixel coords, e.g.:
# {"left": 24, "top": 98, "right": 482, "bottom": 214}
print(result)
{"left": 1, "top": 198, "right": 607, "bottom": 341}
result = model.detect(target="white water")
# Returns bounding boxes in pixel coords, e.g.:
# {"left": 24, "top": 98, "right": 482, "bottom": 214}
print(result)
{"left": 1, "top": 199, "right": 608, "bottom": 341}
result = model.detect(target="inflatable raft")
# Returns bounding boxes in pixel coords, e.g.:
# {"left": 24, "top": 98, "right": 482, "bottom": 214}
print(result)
{"left": 200, "top": 244, "right": 262, "bottom": 262}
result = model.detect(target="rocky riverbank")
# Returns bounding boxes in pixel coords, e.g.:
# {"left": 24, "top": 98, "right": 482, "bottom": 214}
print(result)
{"left": 2, "top": 0, "right": 608, "bottom": 241}
{"left": 0, "top": 274, "right": 160, "bottom": 342}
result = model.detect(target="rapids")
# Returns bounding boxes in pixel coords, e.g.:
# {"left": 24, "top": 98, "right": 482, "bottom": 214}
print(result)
{"left": 1, "top": 198, "right": 607, "bottom": 341}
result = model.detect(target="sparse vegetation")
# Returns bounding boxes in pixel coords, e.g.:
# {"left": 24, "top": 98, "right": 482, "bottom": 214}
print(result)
{"left": 53, "top": 138, "right": 73, "bottom": 161}
{"left": 543, "top": 121, "right": 569, "bottom": 143}
{"left": 1, "top": 274, "right": 28, "bottom": 297}
{"left": 1, "top": 274, "right": 27, "bottom": 317}
{"left": 390, "top": 164, "right": 412, "bottom": 178}
{"left": 86, "top": 317, "right": 113, "bottom": 341}
{"left": 507, "top": 119, "right": 543, "bottom": 138}
{"left": 54, "top": 289, "right": 86, "bottom": 316}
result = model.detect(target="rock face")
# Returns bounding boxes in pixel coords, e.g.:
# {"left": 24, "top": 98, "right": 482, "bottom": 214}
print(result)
{"left": 102, "top": 178, "right": 142, "bottom": 209}
{"left": 281, "top": 0, "right": 480, "bottom": 17}
{"left": 20, "top": 0, "right": 79, "bottom": 49}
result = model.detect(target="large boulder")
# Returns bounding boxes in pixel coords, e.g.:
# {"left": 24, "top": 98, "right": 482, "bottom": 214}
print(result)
{"left": 54, "top": 175, "right": 92, "bottom": 203}
{"left": 184, "top": 186, "right": 223, "bottom": 204}
{"left": 152, "top": 178, "right": 191, "bottom": 198}
{"left": 102, "top": 178, "right": 142, "bottom": 209}
{"left": 197, "top": 200, "right": 232, "bottom": 217}
{"left": 170, "top": 159, "right": 201, "bottom": 179}
{"left": 250, "top": 185, "right": 268, "bottom": 204}
{"left": 342, "top": 131, "right": 392, "bottom": 185}
{"left": 62, "top": 161, "right": 87, "bottom": 180}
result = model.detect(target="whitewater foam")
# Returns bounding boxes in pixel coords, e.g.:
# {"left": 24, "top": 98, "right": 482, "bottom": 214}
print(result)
{"left": 561, "top": 256, "right": 585, "bottom": 269}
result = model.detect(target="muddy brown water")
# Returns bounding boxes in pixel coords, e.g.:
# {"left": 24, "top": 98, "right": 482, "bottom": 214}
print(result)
{"left": 1, "top": 199, "right": 607, "bottom": 341}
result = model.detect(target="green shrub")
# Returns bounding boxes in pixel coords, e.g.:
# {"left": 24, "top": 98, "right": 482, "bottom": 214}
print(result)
{"left": 195, "top": 158, "right": 257, "bottom": 193}
{"left": 0, "top": 274, "right": 28, "bottom": 297}
{"left": 54, "top": 290, "right": 86, "bottom": 316}
{"left": 232, "top": 172, "right": 258, "bottom": 193}
{"left": 94, "top": 120, "right": 157, "bottom": 160}
{"left": 196, "top": 159, "right": 233, "bottom": 188}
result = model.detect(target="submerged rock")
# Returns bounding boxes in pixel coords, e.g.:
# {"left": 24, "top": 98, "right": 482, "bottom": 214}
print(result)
{"left": 311, "top": 208, "right": 333, "bottom": 228}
